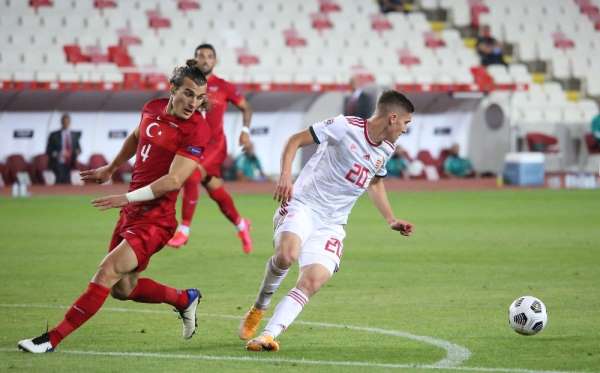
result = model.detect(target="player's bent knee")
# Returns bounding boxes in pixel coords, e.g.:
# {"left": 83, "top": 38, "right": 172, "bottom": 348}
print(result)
{"left": 110, "top": 287, "right": 129, "bottom": 301}
{"left": 275, "top": 235, "right": 301, "bottom": 268}
{"left": 275, "top": 250, "right": 297, "bottom": 268}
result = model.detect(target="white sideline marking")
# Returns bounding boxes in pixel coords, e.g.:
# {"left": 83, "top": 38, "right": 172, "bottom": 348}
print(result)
{"left": 0, "top": 303, "right": 581, "bottom": 373}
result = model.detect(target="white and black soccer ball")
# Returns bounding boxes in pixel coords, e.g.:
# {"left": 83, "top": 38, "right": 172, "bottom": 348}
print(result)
{"left": 508, "top": 296, "right": 548, "bottom": 335}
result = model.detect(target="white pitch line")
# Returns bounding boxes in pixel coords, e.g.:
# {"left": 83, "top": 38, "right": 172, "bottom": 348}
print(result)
{"left": 0, "top": 302, "right": 469, "bottom": 367}
{"left": 0, "top": 303, "right": 586, "bottom": 373}
{"left": 0, "top": 348, "right": 584, "bottom": 373}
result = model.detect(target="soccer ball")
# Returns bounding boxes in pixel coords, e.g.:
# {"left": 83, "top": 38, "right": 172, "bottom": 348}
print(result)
{"left": 508, "top": 295, "right": 548, "bottom": 335}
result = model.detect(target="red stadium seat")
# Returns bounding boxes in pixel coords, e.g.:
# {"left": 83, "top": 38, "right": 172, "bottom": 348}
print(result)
{"left": 319, "top": 0, "right": 341, "bottom": 13}
{"left": 283, "top": 29, "right": 307, "bottom": 48}
{"left": 112, "top": 162, "right": 133, "bottom": 183}
{"left": 424, "top": 32, "right": 446, "bottom": 48}
{"left": 94, "top": 0, "right": 116, "bottom": 9}
{"left": 311, "top": 13, "right": 333, "bottom": 31}
{"left": 29, "top": 154, "right": 50, "bottom": 185}
{"left": 64, "top": 45, "right": 91, "bottom": 64}
{"left": 117, "top": 29, "right": 143, "bottom": 47}
{"left": 417, "top": 150, "right": 438, "bottom": 167}
{"left": 371, "top": 14, "right": 392, "bottom": 32}
{"left": 147, "top": 10, "right": 171, "bottom": 29}
{"left": 108, "top": 45, "right": 133, "bottom": 67}
{"left": 438, "top": 148, "right": 452, "bottom": 177}
{"left": 526, "top": 132, "right": 559, "bottom": 153}
{"left": 238, "top": 54, "right": 259, "bottom": 66}
{"left": 30, "top": 0, "right": 53, "bottom": 9}
{"left": 584, "top": 133, "right": 600, "bottom": 154}
{"left": 398, "top": 49, "right": 421, "bottom": 66}
{"left": 88, "top": 154, "right": 109, "bottom": 170}
{"left": 0, "top": 163, "right": 7, "bottom": 186}
{"left": 178, "top": 0, "right": 200, "bottom": 11}
{"left": 124, "top": 72, "right": 143, "bottom": 89}
{"left": 5, "top": 154, "right": 29, "bottom": 185}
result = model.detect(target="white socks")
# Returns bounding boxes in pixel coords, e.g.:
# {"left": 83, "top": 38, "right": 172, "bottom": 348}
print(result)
{"left": 264, "top": 287, "right": 309, "bottom": 338}
{"left": 255, "top": 256, "right": 289, "bottom": 309}
{"left": 178, "top": 224, "right": 190, "bottom": 235}
{"left": 236, "top": 218, "right": 247, "bottom": 232}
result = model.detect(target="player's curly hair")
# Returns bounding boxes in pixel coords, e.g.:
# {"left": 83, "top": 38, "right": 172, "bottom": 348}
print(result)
{"left": 170, "top": 59, "right": 207, "bottom": 89}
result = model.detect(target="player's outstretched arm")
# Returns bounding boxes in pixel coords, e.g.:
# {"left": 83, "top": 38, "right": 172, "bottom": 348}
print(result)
{"left": 274, "top": 129, "right": 315, "bottom": 203}
{"left": 81, "top": 127, "right": 140, "bottom": 184}
{"left": 91, "top": 154, "right": 198, "bottom": 210}
{"left": 235, "top": 98, "right": 253, "bottom": 152}
{"left": 367, "top": 176, "right": 413, "bottom": 236}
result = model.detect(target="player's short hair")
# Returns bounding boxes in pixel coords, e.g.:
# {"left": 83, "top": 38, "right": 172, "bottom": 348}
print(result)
{"left": 194, "top": 43, "right": 217, "bottom": 57}
{"left": 376, "top": 90, "right": 415, "bottom": 115}
{"left": 170, "top": 59, "right": 207, "bottom": 89}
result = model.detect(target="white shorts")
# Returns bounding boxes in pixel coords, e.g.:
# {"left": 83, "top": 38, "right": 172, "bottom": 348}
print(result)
{"left": 273, "top": 200, "right": 346, "bottom": 275}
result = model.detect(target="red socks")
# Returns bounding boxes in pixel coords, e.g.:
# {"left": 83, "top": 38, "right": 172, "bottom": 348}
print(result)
{"left": 182, "top": 175, "right": 201, "bottom": 226}
{"left": 49, "top": 282, "right": 110, "bottom": 347}
{"left": 127, "top": 278, "right": 189, "bottom": 310}
{"left": 47, "top": 279, "right": 189, "bottom": 348}
{"left": 208, "top": 186, "right": 241, "bottom": 225}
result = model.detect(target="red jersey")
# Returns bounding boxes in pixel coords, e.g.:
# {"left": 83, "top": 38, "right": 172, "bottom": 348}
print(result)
{"left": 126, "top": 98, "right": 211, "bottom": 218}
{"left": 205, "top": 74, "right": 244, "bottom": 143}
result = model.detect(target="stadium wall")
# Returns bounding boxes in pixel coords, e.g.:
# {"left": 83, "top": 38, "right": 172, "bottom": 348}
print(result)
{"left": 1, "top": 91, "right": 512, "bottom": 175}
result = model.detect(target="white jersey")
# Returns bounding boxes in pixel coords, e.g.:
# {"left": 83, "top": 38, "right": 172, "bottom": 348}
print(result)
{"left": 292, "top": 115, "right": 396, "bottom": 224}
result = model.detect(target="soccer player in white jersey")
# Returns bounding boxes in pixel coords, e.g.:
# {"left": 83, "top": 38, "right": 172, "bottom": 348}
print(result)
{"left": 239, "top": 90, "right": 415, "bottom": 352}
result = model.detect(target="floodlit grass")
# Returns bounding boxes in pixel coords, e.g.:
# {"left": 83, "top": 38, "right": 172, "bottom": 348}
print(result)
{"left": 1, "top": 189, "right": 599, "bottom": 372}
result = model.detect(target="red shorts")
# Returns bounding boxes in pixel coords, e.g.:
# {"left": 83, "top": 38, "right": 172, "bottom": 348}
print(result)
{"left": 200, "top": 137, "right": 226, "bottom": 178}
{"left": 108, "top": 208, "right": 177, "bottom": 272}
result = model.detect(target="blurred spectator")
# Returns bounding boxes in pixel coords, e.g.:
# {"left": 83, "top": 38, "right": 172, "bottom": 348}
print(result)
{"left": 46, "top": 113, "right": 81, "bottom": 184}
{"left": 235, "top": 143, "right": 266, "bottom": 181}
{"left": 476, "top": 25, "right": 506, "bottom": 66}
{"left": 591, "top": 109, "right": 600, "bottom": 148}
{"left": 378, "top": 0, "right": 405, "bottom": 13}
{"left": 386, "top": 145, "right": 410, "bottom": 178}
{"left": 221, "top": 153, "right": 237, "bottom": 181}
{"left": 344, "top": 75, "right": 374, "bottom": 119}
{"left": 443, "top": 144, "right": 474, "bottom": 178}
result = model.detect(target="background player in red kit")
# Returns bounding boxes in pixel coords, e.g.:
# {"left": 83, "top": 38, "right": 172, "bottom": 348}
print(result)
{"left": 168, "top": 43, "right": 254, "bottom": 253}
{"left": 17, "top": 60, "right": 211, "bottom": 353}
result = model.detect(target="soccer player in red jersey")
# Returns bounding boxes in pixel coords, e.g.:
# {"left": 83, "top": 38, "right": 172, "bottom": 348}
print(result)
{"left": 18, "top": 60, "right": 211, "bottom": 353}
{"left": 168, "top": 43, "right": 254, "bottom": 253}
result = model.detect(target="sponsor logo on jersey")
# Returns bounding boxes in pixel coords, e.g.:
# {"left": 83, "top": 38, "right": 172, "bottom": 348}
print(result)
{"left": 363, "top": 154, "right": 371, "bottom": 161}
{"left": 187, "top": 146, "right": 204, "bottom": 156}
{"left": 325, "top": 118, "right": 334, "bottom": 125}
{"left": 209, "top": 86, "right": 219, "bottom": 92}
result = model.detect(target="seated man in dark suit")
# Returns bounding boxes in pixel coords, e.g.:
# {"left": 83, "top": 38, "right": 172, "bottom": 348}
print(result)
{"left": 46, "top": 113, "right": 81, "bottom": 184}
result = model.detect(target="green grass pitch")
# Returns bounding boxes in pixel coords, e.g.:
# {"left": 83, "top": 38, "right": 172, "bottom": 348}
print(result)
{"left": 1, "top": 189, "right": 599, "bottom": 372}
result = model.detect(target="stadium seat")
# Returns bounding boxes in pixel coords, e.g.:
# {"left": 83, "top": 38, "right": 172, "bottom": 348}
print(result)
{"left": 584, "top": 133, "right": 600, "bottom": 154}
{"left": 88, "top": 153, "right": 109, "bottom": 170}
{"left": 5, "top": 154, "right": 29, "bottom": 185}
{"left": 29, "top": 154, "right": 52, "bottom": 185}
{"left": 0, "top": 163, "right": 6, "bottom": 187}
{"left": 416, "top": 150, "right": 440, "bottom": 168}
{"left": 526, "top": 132, "right": 559, "bottom": 153}
{"left": 112, "top": 161, "right": 133, "bottom": 183}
